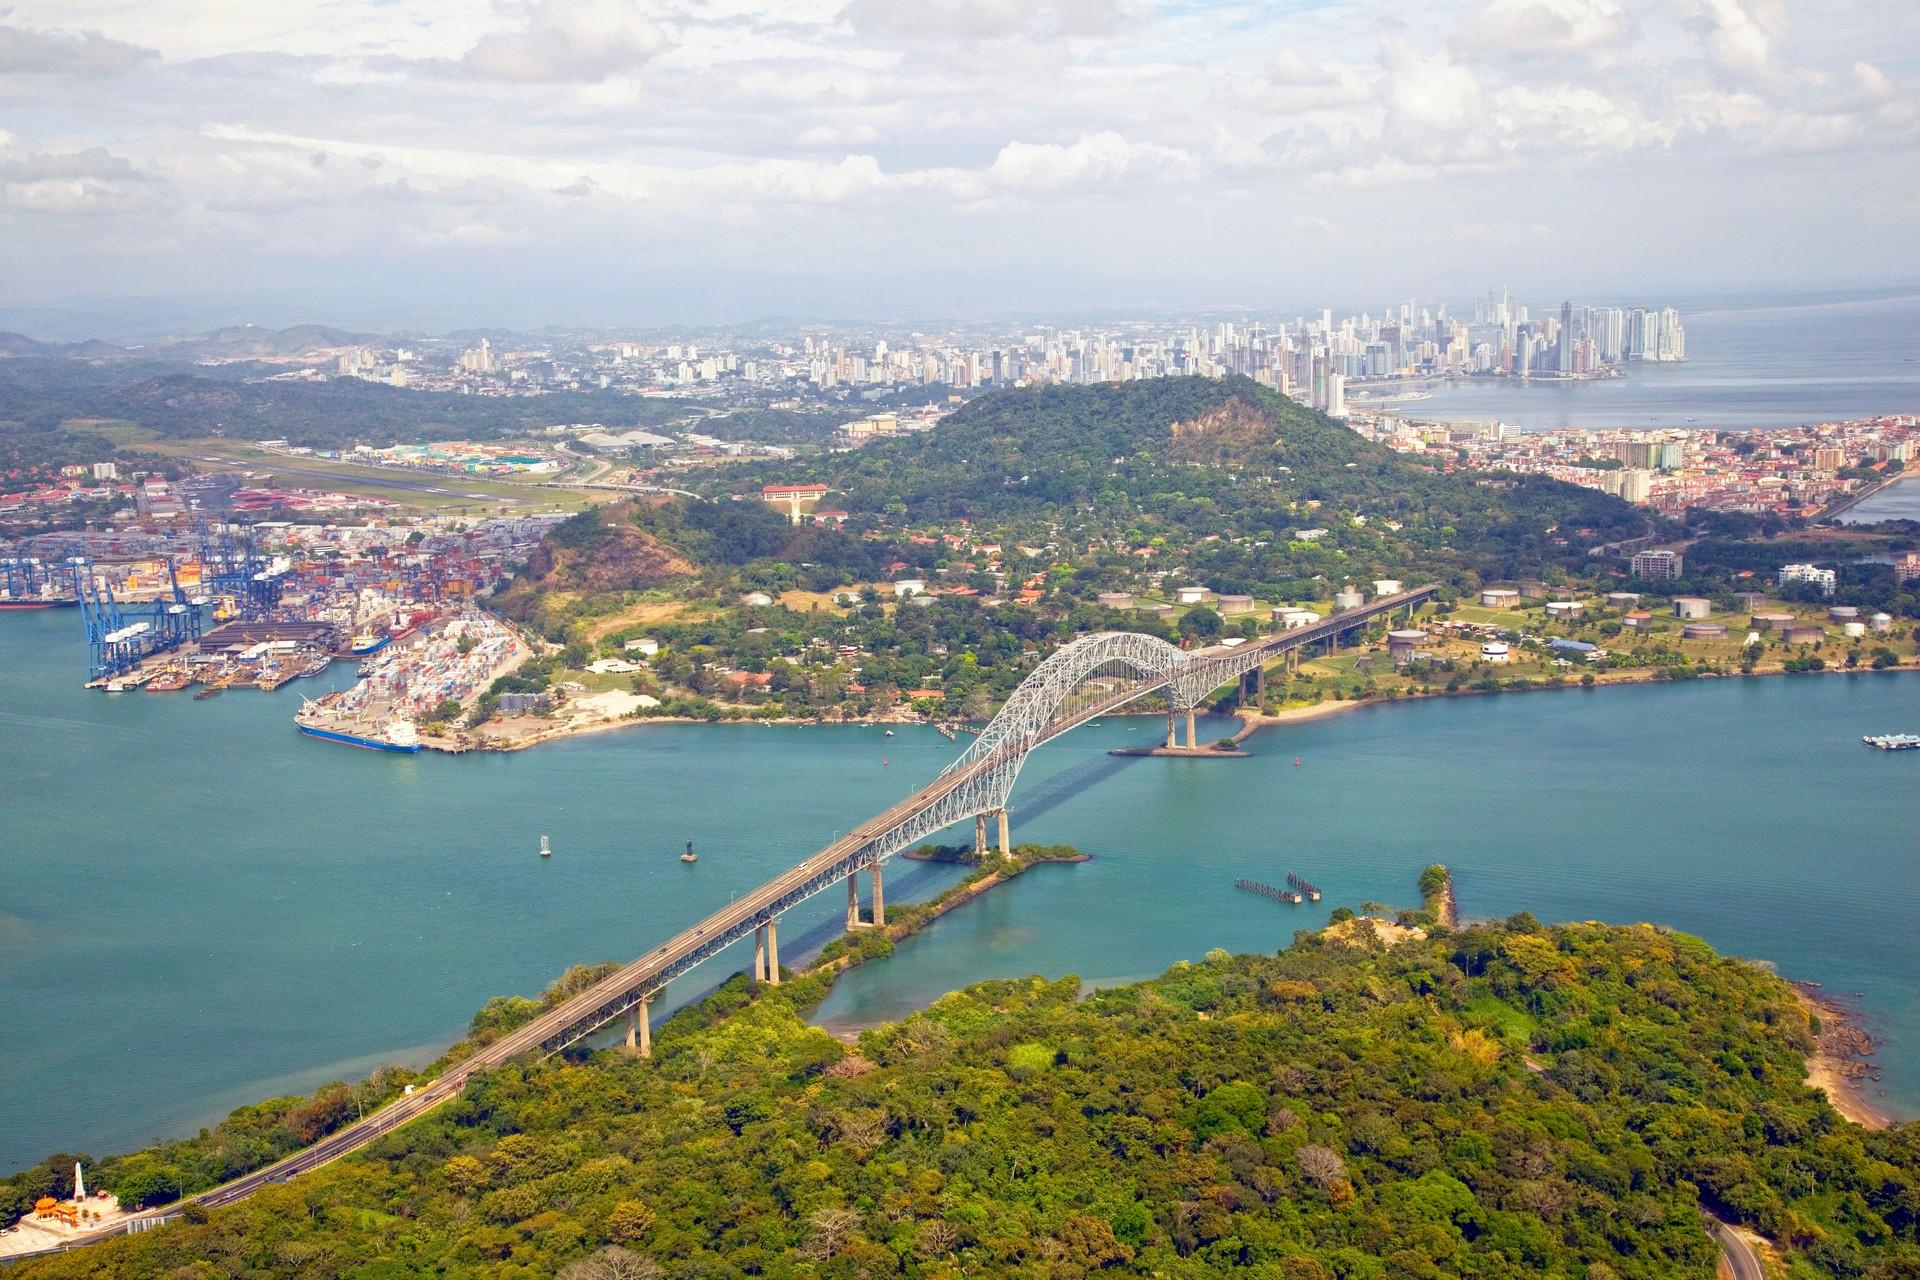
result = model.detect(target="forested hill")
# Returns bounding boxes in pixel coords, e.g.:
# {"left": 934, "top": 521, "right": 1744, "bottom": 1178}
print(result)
{"left": 738, "top": 376, "right": 1652, "bottom": 579}
{"left": 0, "top": 358, "right": 700, "bottom": 446}
{"left": 10, "top": 920, "right": 1914, "bottom": 1278}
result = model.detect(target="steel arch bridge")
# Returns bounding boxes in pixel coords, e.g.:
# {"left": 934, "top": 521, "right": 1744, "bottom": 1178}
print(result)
{"left": 61, "top": 587, "right": 1436, "bottom": 1243}
{"left": 513, "top": 583, "right": 1436, "bottom": 1057}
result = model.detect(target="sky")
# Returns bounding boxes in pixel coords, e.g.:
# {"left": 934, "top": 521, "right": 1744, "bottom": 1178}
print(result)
{"left": 1, "top": 0, "right": 1917, "bottom": 334}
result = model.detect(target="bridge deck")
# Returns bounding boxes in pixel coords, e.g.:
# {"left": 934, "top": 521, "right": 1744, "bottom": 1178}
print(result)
{"left": 45, "top": 585, "right": 1436, "bottom": 1253}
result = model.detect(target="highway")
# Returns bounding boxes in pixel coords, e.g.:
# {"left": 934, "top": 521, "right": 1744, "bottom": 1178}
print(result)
{"left": 1709, "top": 1217, "right": 1767, "bottom": 1280}
{"left": 31, "top": 586, "right": 1434, "bottom": 1258}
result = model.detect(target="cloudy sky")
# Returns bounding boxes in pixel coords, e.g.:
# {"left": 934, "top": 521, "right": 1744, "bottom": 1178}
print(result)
{"left": 1, "top": 0, "right": 1916, "bottom": 332}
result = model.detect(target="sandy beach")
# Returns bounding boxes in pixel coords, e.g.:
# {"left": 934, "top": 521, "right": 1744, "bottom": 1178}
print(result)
{"left": 1795, "top": 985, "right": 1891, "bottom": 1129}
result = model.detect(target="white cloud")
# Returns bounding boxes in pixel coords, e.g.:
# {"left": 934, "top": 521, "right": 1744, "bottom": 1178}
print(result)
{"left": 1692, "top": 0, "right": 1787, "bottom": 82}
{"left": 461, "top": 0, "right": 668, "bottom": 82}
{"left": 0, "top": 147, "right": 156, "bottom": 215}
{"left": 1453, "top": 0, "right": 1632, "bottom": 60}
{"left": 796, "top": 122, "right": 881, "bottom": 148}
{"left": 0, "top": 19, "right": 155, "bottom": 75}
{"left": 840, "top": 0, "right": 1122, "bottom": 44}
{"left": 0, "top": 0, "right": 1915, "bottom": 313}
{"left": 1381, "top": 39, "right": 1483, "bottom": 135}
{"left": 987, "top": 131, "right": 1191, "bottom": 193}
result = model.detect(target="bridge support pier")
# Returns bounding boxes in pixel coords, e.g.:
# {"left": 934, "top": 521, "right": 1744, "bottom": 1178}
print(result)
{"left": 1185, "top": 707, "right": 1197, "bottom": 748}
{"left": 847, "top": 871, "right": 860, "bottom": 929}
{"left": 974, "top": 813, "right": 988, "bottom": 860}
{"left": 997, "top": 808, "right": 1011, "bottom": 859}
{"left": 766, "top": 916, "right": 780, "bottom": 986}
{"left": 753, "top": 925, "right": 767, "bottom": 981}
{"left": 625, "top": 998, "right": 651, "bottom": 1058}
{"left": 871, "top": 861, "right": 885, "bottom": 928}
{"left": 1166, "top": 709, "right": 1178, "bottom": 749}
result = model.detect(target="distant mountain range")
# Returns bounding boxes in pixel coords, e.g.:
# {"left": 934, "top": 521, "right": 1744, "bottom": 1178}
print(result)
{"left": 0, "top": 323, "right": 384, "bottom": 364}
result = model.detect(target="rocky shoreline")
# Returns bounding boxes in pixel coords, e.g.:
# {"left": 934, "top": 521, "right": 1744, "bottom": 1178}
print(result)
{"left": 1792, "top": 981, "right": 1891, "bottom": 1129}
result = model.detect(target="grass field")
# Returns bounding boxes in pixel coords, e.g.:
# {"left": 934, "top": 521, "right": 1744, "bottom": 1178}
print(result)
{"left": 60, "top": 419, "right": 161, "bottom": 446}
{"left": 137, "top": 438, "right": 602, "bottom": 514}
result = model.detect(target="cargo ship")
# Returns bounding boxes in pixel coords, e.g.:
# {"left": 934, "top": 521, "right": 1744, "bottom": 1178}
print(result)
{"left": 297, "top": 720, "right": 423, "bottom": 753}
{"left": 1863, "top": 733, "right": 1920, "bottom": 751}
{"left": 348, "top": 632, "right": 394, "bottom": 657}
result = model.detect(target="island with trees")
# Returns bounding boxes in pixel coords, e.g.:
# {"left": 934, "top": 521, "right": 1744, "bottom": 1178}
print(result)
{"left": 5, "top": 908, "right": 1915, "bottom": 1278}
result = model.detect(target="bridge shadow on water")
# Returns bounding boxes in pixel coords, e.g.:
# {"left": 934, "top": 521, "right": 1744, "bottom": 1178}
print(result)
{"left": 1008, "top": 751, "right": 1140, "bottom": 827}
{"left": 776, "top": 753, "right": 1142, "bottom": 969}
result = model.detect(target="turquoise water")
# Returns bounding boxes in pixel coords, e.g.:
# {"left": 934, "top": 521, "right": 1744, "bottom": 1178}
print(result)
{"left": 1844, "top": 473, "right": 1920, "bottom": 524}
{"left": 2, "top": 607, "right": 1917, "bottom": 1171}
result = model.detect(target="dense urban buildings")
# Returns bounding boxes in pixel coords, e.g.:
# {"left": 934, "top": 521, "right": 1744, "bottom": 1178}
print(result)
{"left": 250, "top": 289, "right": 1687, "bottom": 424}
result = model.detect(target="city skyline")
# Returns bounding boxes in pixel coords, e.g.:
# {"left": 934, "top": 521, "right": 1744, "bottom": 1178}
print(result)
{"left": 2, "top": 0, "right": 1917, "bottom": 332}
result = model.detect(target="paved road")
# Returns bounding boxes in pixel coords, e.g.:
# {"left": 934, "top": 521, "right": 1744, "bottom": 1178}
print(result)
{"left": 1708, "top": 1217, "right": 1766, "bottom": 1280}
{"left": 36, "top": 587, "right": 1435, "bottom": 1257}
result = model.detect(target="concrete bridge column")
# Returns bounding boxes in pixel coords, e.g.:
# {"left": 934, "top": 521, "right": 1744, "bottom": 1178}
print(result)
{"left": 872, "top": 861, "right": 886, "bottom": 928}
{"left": 997, "top": 808, "right": 1011, "bottom": 860}
{"left": 847, "top": 871, "right": 860, "bottom": 929}
{"left": 626, "top": 998, "right": 652, "bottom": 1057}
{"left": 1184, "top": 707, "right": 1197, "bottom": 748}
{"left": 766, "top": 916, "right": 780, "bottom": 986}
{"left": 752, "top": 925, "right": 767, "bottom": 981}
{"left": 974, "top": 813, "right": 988, "bottom": 860}
{"left": 1165, "top": 709, "right": 1178, "bottom": 749}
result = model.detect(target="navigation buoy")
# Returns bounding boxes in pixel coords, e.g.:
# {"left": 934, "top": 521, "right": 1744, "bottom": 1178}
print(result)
{"left": 1294, "top": 758, "right": 1301, "bottom": 768}
{"left": 882, "top": 756, "right": 889, "bottom": 766}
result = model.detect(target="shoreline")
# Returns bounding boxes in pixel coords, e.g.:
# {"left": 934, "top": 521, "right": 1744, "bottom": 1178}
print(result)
{"left": 1792, "top": 983, "right": 1891, "bottom": 1130}
{"left": 1232, "top": 662, "right": 1916, "bottom": 746}
{"left": 429, "top": 656, "right": 1918, "bottom": 755}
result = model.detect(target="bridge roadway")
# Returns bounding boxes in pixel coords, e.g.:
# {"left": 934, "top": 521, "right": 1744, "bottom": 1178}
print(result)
{"left": 38, "top": 585, "right": 1435, "bottom": 1254}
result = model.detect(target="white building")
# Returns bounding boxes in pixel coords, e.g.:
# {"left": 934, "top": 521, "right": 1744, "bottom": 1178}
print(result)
{"left": 1780, "top": 563, "right": 1836, "bottom": 596}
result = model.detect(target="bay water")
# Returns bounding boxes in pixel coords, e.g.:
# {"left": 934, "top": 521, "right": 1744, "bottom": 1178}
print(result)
{"left": 1394, "top": 290, "right": 1920, "bottom": 430}
{"left": 1, "top": 607, "right": 1915, "bottom": 1172}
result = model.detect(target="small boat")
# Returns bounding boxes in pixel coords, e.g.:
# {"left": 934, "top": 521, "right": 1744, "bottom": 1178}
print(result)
{"left": 884, "top": 729, "right": 895, "bottom": 737}
{"left": 882, "top": 756, "right": 889, "bottom": 766}
{"left": 539, "top": 835, "right": 551, "bottom": 858}
{"left": 680, "top": 840, "right": 698, "bottom": 864}
{"left": 1294, "top": 758, "right": 1301, "bottom": 767}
